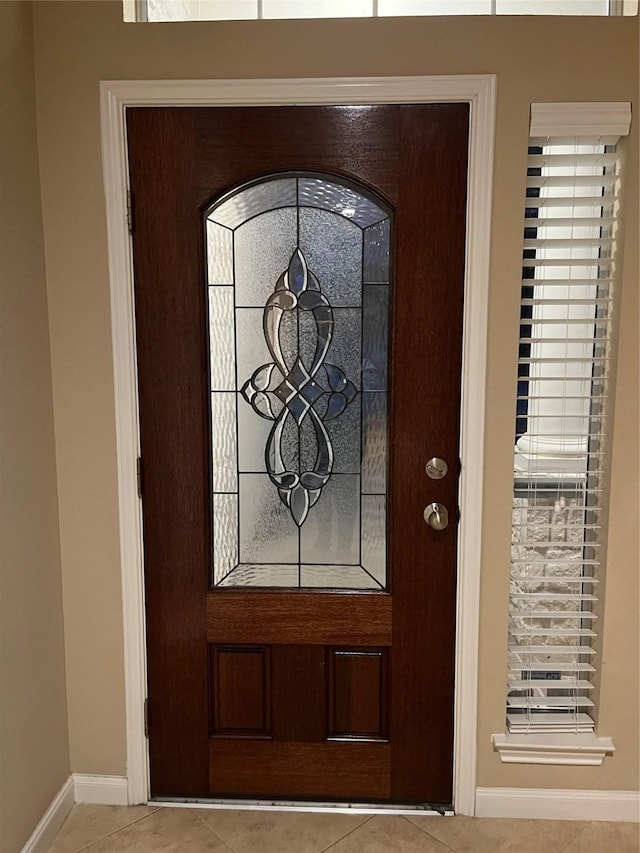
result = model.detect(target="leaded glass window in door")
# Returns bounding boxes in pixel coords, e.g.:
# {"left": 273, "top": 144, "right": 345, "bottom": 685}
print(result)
{"left": 206, "top": 173, "right": 391, "bottom": 589}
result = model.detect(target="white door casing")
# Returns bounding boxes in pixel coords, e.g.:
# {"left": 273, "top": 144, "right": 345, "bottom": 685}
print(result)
{"left": 99, "top": 75, "right": 496, "bottom": 812}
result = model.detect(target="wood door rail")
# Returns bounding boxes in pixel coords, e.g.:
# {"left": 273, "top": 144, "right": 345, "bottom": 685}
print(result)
{"left": 206, "top": 591, "right": 392, "bottom": 645}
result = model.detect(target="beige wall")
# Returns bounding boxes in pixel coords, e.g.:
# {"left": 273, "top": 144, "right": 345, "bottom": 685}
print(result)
{"left": 0, "top": 3, "right": 70, "bottom": 849}
{"left": 31, "top": 0, "right": 638, "bottom": 792}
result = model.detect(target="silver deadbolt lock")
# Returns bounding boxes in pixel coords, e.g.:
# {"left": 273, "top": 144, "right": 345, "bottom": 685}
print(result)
{"left": 424, "top": 502, "right": 449, "bottom": 531}
{"left": 425, "top": 457, "right": 448, "bottom": 480}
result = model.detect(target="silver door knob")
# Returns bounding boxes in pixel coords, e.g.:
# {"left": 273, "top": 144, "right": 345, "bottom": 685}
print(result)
{"left": 424, "top": 502, "right": 449, "bottom": 531}
{"left": 425, "top": 457, "right": 448, "bottom": 480}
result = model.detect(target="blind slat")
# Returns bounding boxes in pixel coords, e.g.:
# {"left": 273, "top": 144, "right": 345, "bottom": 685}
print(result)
{"left": 510, "top": 594, "right": 598, "bottom": 602}
{"left": 508, "top": 644, "right": 597, "bottom": 655}
{"left": 510, "top": 611, "right": 597, "bottom": 620}
{"left": 527, "top": 153, "right": 618, "bottom": 167}
{"left": 519, "top": 337, "right": 611, "bottom": 345}
{"left": 523, "top": 238, "right": 614, "bottom": 249}
{"left": 522, "top": 259, "right": 613, "bottom": 268}
{"left": 508, "top": 679, "right": 595, "bottom": 690}
{"left": 507, "top": 696, "right": 595, "bottom": 709}
{"left": 508, "top": 662, "right": 596, "bottom": 673}
{"left": 524, "top": 218, "right": 614, "bottom": 228}
{"left": 516, "top": 395, "right": 607, "bottom": 401}
{"left": 509, "top": 629, "right": 597, "bottom": 638}
{"left": 520, "top": 316, "right": 609, "bottom": 322}
{"left": 527, "top": 175, "right": 617, "bottom": 189}
{"left": 525, "top": 195, "right": 616, "bottom": 207}
{"left": 510, "top": 577, "right": 599, "bottom": 583}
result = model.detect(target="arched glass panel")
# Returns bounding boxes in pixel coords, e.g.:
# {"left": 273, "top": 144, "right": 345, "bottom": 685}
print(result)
{"left": 205, "top": 173, "right": 391, "bottom": 589}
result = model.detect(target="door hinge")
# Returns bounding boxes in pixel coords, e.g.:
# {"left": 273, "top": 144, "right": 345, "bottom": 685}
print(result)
{"left": 127, "top": 190, "right": 135, "bottom": 234}
{"left": 136, "top": 456, "right": 143, "bottom": 499}
{"left": 144, "top": 698, "right": 149, "bottom": 738}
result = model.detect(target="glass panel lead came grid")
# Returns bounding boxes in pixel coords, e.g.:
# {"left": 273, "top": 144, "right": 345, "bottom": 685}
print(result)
{"left": 205, "top": 173, "right": 391, "bottom": 590}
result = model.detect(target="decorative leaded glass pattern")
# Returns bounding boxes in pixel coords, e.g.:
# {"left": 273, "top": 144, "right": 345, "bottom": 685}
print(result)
{"left": 205, "top": 174, "right": 391, "bottom": 589}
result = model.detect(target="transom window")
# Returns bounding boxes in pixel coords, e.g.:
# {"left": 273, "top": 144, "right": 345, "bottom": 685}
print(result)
{"left": 126, "top": 0, "right": 638, "bottom": 21}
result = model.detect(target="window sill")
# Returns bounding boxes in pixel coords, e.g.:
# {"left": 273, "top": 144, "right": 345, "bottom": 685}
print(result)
{"left": 491, "top": 733, "right": 615, "bottom": 766}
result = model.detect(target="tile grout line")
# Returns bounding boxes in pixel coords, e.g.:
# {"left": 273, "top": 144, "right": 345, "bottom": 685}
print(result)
{"left": 317, "top": 814, "right": 376, "bottom": 853}
{"left": 398, "top": 815, "right": 458, "bottom": 853}
{"left": 67, "top": 806, "right": 162, "bottom": 852}
{"left": 192, "top": 808, "right": 242, "bottom": 853}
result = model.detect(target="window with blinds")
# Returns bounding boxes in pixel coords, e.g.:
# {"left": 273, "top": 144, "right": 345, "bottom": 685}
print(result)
{"left": 507, "top": 135, "right": 622, "bottom": 735}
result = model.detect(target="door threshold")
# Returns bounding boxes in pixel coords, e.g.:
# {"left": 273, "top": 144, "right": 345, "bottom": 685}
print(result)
{"left": 150, "top": 798, "right": 453, "bottom": 816}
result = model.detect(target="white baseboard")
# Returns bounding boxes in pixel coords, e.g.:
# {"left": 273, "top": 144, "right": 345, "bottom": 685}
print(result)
{"left": 21, "top": 776, "right": 75, "bottom": 853}
{"left": 476, "top": 787, "right": 640, "bottom": 822}
{"left": 73, "top": 774, "right": 129, "bottom": 806}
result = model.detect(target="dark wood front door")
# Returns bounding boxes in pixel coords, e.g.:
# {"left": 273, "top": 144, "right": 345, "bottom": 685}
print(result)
{"left": 127, "top": 104, "right": 469, "bottom": 806}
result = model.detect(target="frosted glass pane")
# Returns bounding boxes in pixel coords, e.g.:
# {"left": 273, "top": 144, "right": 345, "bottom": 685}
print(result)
{"left": 297, "top": 394, "right": 360, "bottom": 476}
{"left": 299, "top": 207, "right": 362, "bottom": 306}
{"left": 325, "top": 395, "right": 361, "bottom": 474}
{"left": 219, "top": 564, "right": 298, "bottom": 586}
{"left": 364, "top": 220, "right": 390, "bottom": 284}
{"left": 323, "top": 308, "right": 361, "bottom": 391}
{"left": 146, "top": 0, "right": 189, "bottom": 20}
{"left": 211, "top": 393, "right": 237, "bottom": 492}
{"left": 236, "top": 308, "right": 272, "bottom": 386}
{"left": 362, "top": 495, "right": 386, "bottom": 586}
{"left": 213, "top": 493, "right": 238, "bottom": 584}
{"left": 148, "top": 0, "right": 258, "bottom": 19}
{"left": 300, "top": 475, "right": 360, "bottom": 564}
{"left": 239, "top": 474, "right": 299, "bottom": 563}
{"left": 276, "top": 308, "right": 299, "bottom": 372}
{"left": 209, "top": 178, "right": 296, "bottom": 229}
{"left": 208, "top": 287, "right": 235, "bottom": 390}
{"left": 300, "top": 565, "right": 381, "bottom": 589}
{"left": 206, "top": 221, "right": 233, "bottom": 284}
{"left": 496, "top": 0, "right": 607, "bottom": 10}
{"left": 238, "top": 391, "right": 271, "bottom": 472}
{"left": 362, "top": 393, "right": 387, "bottom": 494}
{"left": 362, "top": 286, "right": 389, "bottom": 391}
{"left": 295, "top": 311, "right": 360, "bottom": 401}
{"left": 299, "top": 178, "right": 387, "bottom": 228}
{"left": 379, "top": 0, "right": 491, "bottom": 12}
{"left": 235, "top": 207, "right": 297, "bottom": 307}
{"left": 263, "top": 0, "right": 372, "bottom": 18}
{"left": 265, "top": 411, "right": 299, "bottom": 477}
{"left": 194, "top": 0, "right": 258, "bottom": 19}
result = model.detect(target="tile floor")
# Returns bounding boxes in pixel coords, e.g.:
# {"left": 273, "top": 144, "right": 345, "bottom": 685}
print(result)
{"left": 47, "top": 804, "right": 639, "bottom": 853}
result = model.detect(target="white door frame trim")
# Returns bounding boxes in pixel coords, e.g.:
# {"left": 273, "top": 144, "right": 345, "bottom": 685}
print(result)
{"left": 99, "top": 75, "right": 495, "bottom": 813}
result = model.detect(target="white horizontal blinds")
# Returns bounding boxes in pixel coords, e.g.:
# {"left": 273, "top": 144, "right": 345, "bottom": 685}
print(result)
{"left": 508, "top": 135, "right": 622, "bottom": 735}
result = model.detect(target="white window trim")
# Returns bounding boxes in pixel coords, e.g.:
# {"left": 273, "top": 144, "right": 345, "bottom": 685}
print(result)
{"left": 493, "top": 100, "right": 631, "bottom": 767}
{"left": 530, "top": 101, "right": 631, "bottom": 139}
{"left": 100, "top": 74, "right": 496, "bottom": 811}
{"left": 491, "top": 733, "right": 615, "bottom": 766}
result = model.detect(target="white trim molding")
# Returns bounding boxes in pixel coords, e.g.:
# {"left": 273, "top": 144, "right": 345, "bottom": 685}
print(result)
{"left": 476, "top": 787, "right": 640, "bottom": 822}
{"left": 529, "top": 101, "right": 632, "bottom": 138}
{"left": 99, "top": 75, "right": 496, "bottom": 813}
{"left": 73, "top": 774, "right": 129, "bottom": 806}
{"left": 20, "top": 776, "right": 74, "bottom": 853}
{"left": 491, "top": 733, "right": 615, "bottom": 766}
